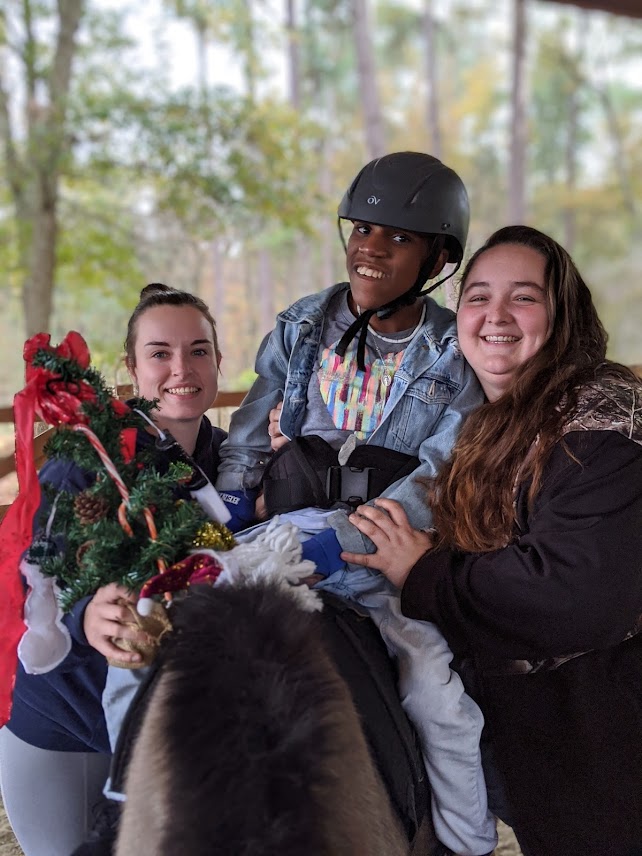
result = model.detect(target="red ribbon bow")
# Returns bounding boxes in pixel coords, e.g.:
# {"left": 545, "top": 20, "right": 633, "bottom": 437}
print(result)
{"left": 0, "top": 332, "right": 134, "bottom": 725}
{"left": 138, "top": 553, "right": 225, "bottom": 602}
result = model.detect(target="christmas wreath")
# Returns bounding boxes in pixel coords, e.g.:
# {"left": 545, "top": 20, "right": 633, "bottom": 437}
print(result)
{"left": 0, "top": 331, "right": 320, "bottom": 726}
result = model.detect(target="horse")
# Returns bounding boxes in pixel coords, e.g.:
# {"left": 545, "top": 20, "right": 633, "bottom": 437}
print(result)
{"left": 115, "top": 581, "right": 440, "bottom": 856}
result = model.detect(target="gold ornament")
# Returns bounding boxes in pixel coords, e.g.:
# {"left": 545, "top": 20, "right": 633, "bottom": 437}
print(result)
{"left": 192, "top": 522, "right": 236, "bottom": 551}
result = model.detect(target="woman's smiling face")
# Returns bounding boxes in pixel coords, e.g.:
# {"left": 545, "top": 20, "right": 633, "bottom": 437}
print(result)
{"left": 128, "top": 304, "right": 219, "bottom": 432}
{"left": 457, "top": 243, "right": 552, "bottom": 401}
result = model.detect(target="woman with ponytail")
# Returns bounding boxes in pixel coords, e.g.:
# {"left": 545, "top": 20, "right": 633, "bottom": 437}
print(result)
{"left": 0, "top": 285, "right": 226, "bottom": 856}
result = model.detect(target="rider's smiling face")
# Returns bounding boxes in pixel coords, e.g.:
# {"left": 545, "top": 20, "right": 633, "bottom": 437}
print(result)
{"left": 346, "top": 221, "right": 430, "bottom": 313}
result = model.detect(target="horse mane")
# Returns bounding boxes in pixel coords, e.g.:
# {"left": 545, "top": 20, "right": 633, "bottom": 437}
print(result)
{"left": 116, "top": 581, "right": 408, "bottom": 856}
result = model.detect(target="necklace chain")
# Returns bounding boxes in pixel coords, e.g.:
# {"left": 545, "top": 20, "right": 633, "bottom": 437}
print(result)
{"left": 366, "top": 306, "right": 426, "bottom": 387}
{"left": 356, "top": 303, "right": 427, "bottom": 344}
{"left": 351, "top": 302, "right": 427, "bottom": 388}
{"left": 369, "top": 339, "right": 393, "bottom": 387}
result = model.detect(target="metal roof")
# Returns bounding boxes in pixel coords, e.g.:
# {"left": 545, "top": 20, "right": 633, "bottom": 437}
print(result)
{"left": 543, "top": 0, "right": 642, "bottom": 18}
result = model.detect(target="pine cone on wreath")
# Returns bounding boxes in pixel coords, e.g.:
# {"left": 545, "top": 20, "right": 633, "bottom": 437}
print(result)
{"left": 75, "top": 539, "right": 97, "bottom": 565}
{"left": 74, "top": 492, "right": 110, "bottom": 526}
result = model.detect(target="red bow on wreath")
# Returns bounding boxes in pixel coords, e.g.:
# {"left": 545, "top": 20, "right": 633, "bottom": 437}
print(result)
{"left": 0, "top": 332, "right": 136, "bottom": 726}
{"left": 138, "top": 553, "right": 225, "bottom": 603}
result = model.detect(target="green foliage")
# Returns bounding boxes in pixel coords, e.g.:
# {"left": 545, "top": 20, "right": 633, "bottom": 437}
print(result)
{"left": 377, "top": 3, "right": 422, "bottom": 59}
{"left": 38, "top": 464, "right": 209, "bottom": 612}
{"left": 232, "top": 367, "right": 259, "bottom": 390}
{"left": 27, "top": 346, "right": 211, "bottom": 610}
{"left": 56, "top": 172, "right": 143, "bottom": 278}
{"left": 121, "top": 88, "right": 323, "bottom": 235}
{"left": 2, "top": 0, "right": 642, "bottom": 389}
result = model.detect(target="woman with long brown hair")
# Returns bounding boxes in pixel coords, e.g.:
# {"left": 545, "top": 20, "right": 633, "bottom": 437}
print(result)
{"left": 342, "top": 224, "right": 642, "bottom": 856}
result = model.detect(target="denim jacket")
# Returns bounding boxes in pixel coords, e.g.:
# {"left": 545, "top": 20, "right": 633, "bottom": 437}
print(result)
{"left": 216, "top": 282, "right": 484, "bottom": 553}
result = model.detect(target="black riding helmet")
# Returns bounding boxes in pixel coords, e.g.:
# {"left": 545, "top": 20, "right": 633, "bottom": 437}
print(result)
{"left": 335, "top": 151, "right": 470, "bottom": 367}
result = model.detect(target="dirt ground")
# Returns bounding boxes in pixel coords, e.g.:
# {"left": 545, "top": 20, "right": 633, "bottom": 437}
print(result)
{"left": 496, "top": 821, "right": 523, "bottom": 855}
{"left": 0, "top": 794, "right": 522, "bottom": 856}
{"left": 0, "top": 798, "right": 21, "bottom": 856}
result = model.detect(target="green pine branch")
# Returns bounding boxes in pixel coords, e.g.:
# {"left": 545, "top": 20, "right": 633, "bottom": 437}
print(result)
{"left": 29, "top": 348, "right": 211, "bottom": 611}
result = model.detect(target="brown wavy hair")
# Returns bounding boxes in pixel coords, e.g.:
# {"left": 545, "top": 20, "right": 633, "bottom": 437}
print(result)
{"left": 430, "top": 225, "right": 637, "bottom": 552}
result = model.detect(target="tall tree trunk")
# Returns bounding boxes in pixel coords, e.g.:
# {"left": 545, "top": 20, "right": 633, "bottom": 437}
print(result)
{"left": 596, "top": 86, "right": 636, "bottom": 219}
{"left": 351, "top": 0, "right": 386, "bottom": 160}
{"left": 285, "top": 0, "right": 301, "bottom": 110}
{"left": 211, "top": 238, "right": 227, "bottom": 353}
{"left": 0, "top": 0, "right": 85, "bottom": 336}
{"left": 423, "top": 0, "right": 441, "bottom": 160}
{"left": 319, "top": 136, "right": 337, "bottom": 290}
{"left": 241, "top": 0, "right": 259, "bottom": 102}
{"left": 196, "top": 21, "right": 209, "bottom": 100}
{"left": 284, "top": 0, "right": 308, "bottom": 299}
{"left": 509, "top": 0, "right": 527, "bottom": 223}
{"left": 258, "top": 247, "right": 274, "bottom": 336}
{"left": 21, "top": 194, "right": 57, "bottom": 336}
{"left": 563, "top": 11, "right": 589, "bottom": 253}
{"left": 563, "top": 86, "right": 579, "bottom": 253}
{"left": 191, "top": 17, "right": 227, "bottom": 348}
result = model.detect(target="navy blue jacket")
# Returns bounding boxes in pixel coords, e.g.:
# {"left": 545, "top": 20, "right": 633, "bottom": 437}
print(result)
{"left": 7, "top": 417, "right": 226, "bottom": 753}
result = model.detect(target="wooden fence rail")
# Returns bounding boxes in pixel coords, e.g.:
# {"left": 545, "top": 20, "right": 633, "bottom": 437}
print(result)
{"left": 2, "top": 366, "right": 641, "bottom": 497}
{"left": 0, "top": 388, "right": 248, "bottom": 486}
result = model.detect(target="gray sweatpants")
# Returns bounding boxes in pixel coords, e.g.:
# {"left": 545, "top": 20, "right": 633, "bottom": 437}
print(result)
{"left": 0, "top": 726, "right": 110, "bottom": 856}
{"left": 317, "top": 565, "right": 498, "bottom": 856}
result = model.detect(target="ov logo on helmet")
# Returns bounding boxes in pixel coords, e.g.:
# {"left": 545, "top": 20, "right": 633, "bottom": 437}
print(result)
{"left": 367, "top": 195, "right": 381, "bottom": 204}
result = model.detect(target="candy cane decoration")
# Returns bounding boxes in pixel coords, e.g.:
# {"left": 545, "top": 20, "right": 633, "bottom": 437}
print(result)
{"left": 74, "top": 425, "right": 168, "bottom": 579}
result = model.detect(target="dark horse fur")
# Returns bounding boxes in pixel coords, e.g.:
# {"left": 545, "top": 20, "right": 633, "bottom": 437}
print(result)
{"left": 116, "top": 582, "right": 419, "bottom": 856}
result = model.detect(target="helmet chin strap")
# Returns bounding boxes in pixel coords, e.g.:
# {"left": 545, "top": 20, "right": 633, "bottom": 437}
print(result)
{"left": 336, "top": 235, "right": 452, "bottom": 370}
{"left": 417, "top": 256, "right": 462, "bottom": 298}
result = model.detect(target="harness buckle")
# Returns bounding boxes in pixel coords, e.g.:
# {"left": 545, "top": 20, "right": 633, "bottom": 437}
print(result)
{"left": 326, "top": 465, "right": 374, "bottom": 509}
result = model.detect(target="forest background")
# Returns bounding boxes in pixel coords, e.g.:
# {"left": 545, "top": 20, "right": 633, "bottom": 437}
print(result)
{"left": 1, "top": 0, "right": 641, "bottom": 407}
{"left": 1, "top": 3, "right": 639, "bottom": 852}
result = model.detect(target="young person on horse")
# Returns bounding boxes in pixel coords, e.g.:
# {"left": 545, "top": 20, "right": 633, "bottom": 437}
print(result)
{"left": 216, "top": 152, "right": 497, "bottom": 856}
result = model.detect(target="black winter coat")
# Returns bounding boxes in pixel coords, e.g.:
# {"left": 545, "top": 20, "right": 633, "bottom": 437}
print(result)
{"left": 402, "top": 391, "right": 642, "bottom": 856}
